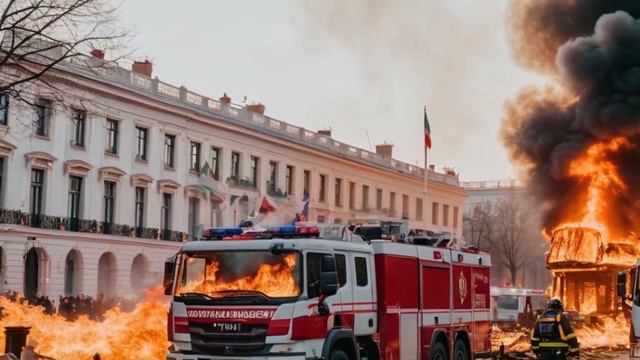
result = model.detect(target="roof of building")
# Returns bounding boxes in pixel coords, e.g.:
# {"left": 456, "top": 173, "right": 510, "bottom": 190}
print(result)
{"left": 47, "top": 56, "right": 460, "bottom": 188}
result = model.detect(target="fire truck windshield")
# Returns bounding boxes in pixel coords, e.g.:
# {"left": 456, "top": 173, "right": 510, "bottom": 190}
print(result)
{"left": 175, "top": 251, "right": 301, "bottom": 299}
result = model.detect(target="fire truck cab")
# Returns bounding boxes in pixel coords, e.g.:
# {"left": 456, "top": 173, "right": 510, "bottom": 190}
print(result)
{"left": 164, "top": 225, "right": 492, "bottom": 360}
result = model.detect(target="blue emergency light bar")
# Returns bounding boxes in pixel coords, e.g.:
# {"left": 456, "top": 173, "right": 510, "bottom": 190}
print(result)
{"left": 201, "top": 225, "right": 320, "bottom": 240}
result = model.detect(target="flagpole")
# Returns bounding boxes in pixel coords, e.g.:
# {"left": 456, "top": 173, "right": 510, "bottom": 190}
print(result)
{"left": 423, "top": 106, "right": 429, "bottom": 209}
{"left": 424, "top": 139, "right": 428, "bottom": 209}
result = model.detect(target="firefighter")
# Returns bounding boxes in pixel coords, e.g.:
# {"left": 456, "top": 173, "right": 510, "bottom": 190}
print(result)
{"left": 530, "top": 298, "right": 580, "bottom": 359}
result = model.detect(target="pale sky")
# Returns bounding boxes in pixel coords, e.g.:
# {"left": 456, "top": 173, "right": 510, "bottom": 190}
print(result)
{"left": 120, "top": 0, "right": 546, "bottom": 181}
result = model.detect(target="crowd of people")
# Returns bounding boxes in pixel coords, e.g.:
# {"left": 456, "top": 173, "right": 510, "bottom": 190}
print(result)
{"left": 1, "top": 290, "right": 137, "bottom": 321}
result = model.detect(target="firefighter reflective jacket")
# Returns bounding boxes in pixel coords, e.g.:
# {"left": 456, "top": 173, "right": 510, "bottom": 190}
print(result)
{"left": 530, "top": 309, "right": 579, "bottom": 355}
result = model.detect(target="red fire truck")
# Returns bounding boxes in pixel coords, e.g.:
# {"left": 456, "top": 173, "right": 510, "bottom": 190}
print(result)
{"left": 164, "top": 224, "right": 492, "bottom": 360}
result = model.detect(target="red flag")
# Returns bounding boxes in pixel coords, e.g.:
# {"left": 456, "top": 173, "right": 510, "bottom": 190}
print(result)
{"left": 259, "top": 196, "right": 276, "bottom": 213}
{"left": 424, "top": 107, "right": 432, "bottom": 149}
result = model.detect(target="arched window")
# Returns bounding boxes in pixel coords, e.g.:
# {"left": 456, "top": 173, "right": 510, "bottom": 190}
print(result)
{"left": 97, "top": 252, "right": 117, "bottom": 299}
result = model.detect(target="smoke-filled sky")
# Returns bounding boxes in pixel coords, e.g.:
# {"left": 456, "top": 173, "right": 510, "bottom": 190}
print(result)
{"left": 119, "top": 0, "right": 545, "bottom": 181}
{"left": 502, "top": 0, "right": 640, "bottom": 235}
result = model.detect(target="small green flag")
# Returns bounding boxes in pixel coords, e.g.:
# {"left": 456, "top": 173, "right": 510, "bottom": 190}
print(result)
{"left": 200, "top": 161, "right": 210, "bottom": 176}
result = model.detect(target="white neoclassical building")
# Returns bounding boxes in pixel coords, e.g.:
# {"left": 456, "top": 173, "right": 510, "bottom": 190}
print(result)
{"left": 0, "top": 54, "right": 466, "bottom": 300}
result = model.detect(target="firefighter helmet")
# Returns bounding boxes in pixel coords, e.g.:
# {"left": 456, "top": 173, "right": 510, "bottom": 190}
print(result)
{"left": 547, "top": 297, "right": 563, "bottom": 310}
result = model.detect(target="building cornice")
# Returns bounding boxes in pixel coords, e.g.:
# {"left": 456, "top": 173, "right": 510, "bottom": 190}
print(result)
{"left": 99, "top": 166, "right": 126, "bottom": 182}
{"left": 24, "top": 151, "right": 57, "bottom": 169}
{"left": 64, "top": 159, "right": 93, "bottom": 176}
{"left": 0, "top": 138, "right": 16, "bottom": 157}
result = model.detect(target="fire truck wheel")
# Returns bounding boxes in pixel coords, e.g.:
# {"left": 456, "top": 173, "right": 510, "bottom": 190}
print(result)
{"left": 453, "top": 339, "right": 470, "bottom": 360}
{"left": 329, "top": 349, "right": 350, "bottom": 360}
{"left": 430, "top": 342, "right": 448, "bottom": 360}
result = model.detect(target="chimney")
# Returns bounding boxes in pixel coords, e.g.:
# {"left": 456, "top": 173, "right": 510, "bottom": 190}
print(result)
{"left": 219, "top": 93, "right": 231, "bottom": 104}
{"left": 90, "top": 49, "right": 105, "bottom": 59}
{"left": 132, "top": 60, "right": 153, "bottom": 77}
{"left": 375, "top": 143, "right": 393, "bottom": 158}
{"left": 245, "top": 102, "right": 265, "bottom": 114}
{"left": 318, "top": 129, "right": 332, "bottom": 137}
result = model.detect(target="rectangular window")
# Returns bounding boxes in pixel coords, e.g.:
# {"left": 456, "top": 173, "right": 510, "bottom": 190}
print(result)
{"left": 432, "top": 202, "right": 439, "bottom": 225}
{"left": 136, "top": 126, "right": 147, "bottom": 160}
{"left": 71, "top": 109, "right": 86, "bottom": 147}
{"left": 303, "top": 170, "right": 311, "bottom": 196}
{"left": 268, "top": 161, "right": 277, "bottom": 192}
{"left": 317, "top": 215, "right": 326, "bottom": 223}
{"left": 211, "top": 147, "right": 220, "bottom": 180}
{"left": 335, "top": 254, "right": 347, "bottom": 287}
{"left": 376, "top": 189, "right": 383, "bottom": 210}
{"left": 135, "top": 187, "right": 145, "bottom": 230}
{"left": 390, "top": 192, "right": 396, "bottom": 215}
{"left": 30, "top": 169, "right": 44, "bottom": 215}
{"left": 188, "top": 197, "right": 199, "bottom": 241}
{"left": 306, "top": 253, "right": 323, "bottom": 299}
{"left": 402, "top": 194, "right": 409, "bottom": 219}
{"left": 231, "top": 152, "right": 240, "bottom": 180}
{"left": 443, "top": 204, "right": 450, "bottom": 227}
{"left": 35, "top": 98, "right": 51, "bottom": 137}
{"left": 362, "top": 185, "right": 369, "bottom": 210}
{"left": 190, "top": 142, "right": 201, "bottom": 172}
{"left": 286, "top": 165, "right": 294, "bottom": 195}
{"left": 0, "top": 93, "right": 8, "bottom": 126}
{"left": 334, "top": 178, "right": 342, "bottom": 207}
{"left": 349, "top": 182, "right": 356, "bottom": 209}
{"left": 161, "top": 193, "right": 172, "bottom": 239}
{"left": 416, "top": 198, "right": 423, "bottom": 221}
{"left": 250, "top": 156, "right": 259, "bottom": 186}
{"left": 105, "top": 119, "right": 118, "bottom": 154}
{"left": 103, "top": 181, "right": 115, "bottom": 224}
{"left": 453, "top": 206, "right": 459, "bottom": 229}
{"left": 164, "top": 134, "right": 175, "bottom": 168}
{"left": 319, "top": 174, "right": 327, "bottom": 203}
{"left": 68, "top": 176, "right": 83, "bottom": 231}
{"left": 355, "top": 257, "right": 368, "bottom": 287}
{"left": 0, "top": 157, "right": 3, "bottom": 204}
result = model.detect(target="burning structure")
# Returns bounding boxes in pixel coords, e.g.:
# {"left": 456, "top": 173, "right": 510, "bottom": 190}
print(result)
{"left": 502, "top": 0, "right": 640, "bottom": 345}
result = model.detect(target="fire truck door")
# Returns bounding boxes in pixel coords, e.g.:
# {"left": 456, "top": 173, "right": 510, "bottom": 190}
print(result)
{"left": 335, "top": 253, "right": 353, "bottom": 328}
{"left": 351, "top": 253, "right": 376, "bottom": 335}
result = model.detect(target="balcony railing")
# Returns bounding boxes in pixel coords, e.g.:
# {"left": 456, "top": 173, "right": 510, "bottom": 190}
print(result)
{"left": 0, "top": 208, "right": 184, "bottom": 242}
{"left": 226, "top": 177, "right": 257, "bottom": 189}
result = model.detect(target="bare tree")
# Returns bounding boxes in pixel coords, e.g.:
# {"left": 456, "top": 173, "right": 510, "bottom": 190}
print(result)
{"left": 0, "top": 0, "right": 129, "bottom": 104}
{"left": 463, "top": 200, "right": 494, "bottom": 249}
{"left": 484, "top": 195, "right": 546, "bottom": 285}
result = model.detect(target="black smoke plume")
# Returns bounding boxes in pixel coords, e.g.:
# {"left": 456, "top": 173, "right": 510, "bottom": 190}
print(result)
{"left": 502, "top": 5, "right": 640, "bottom": 237}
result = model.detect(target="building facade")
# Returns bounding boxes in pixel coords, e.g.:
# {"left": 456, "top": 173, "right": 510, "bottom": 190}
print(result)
{"left": 0, "top": 55, "right": 466, "bottom": 300}
{"left": 461, "top": 180, "right": 550, "bottom": 289}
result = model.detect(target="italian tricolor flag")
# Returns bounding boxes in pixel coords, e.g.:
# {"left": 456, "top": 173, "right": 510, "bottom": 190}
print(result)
{"left": 424, "top": 107, "right": 432, "bottom": 149}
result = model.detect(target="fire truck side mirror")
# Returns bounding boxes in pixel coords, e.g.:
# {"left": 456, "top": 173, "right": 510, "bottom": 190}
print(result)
{"left": 320, "top": 254, "right": 338, "bottom": 297}
{"left": 163, "top": 259, "right": 176, "bottom": 296}
{"left": 617, "top": 271, "right": 627, "bottom": 299}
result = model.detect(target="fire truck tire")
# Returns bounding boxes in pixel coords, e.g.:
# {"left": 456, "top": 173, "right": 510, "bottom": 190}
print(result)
{"left": 329, "top": 349, "right": 350, "bottom": 360}
{"left": 430, "top": 341, "right": 448, "bottom": 360}
{"left": 453, "top": 339, "right": 470, "bottom": 360}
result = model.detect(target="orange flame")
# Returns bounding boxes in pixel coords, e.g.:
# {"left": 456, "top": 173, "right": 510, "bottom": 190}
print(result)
{"left": 177, "top": 253, "right": 300, "bottom": 298}
{"left": 0, "top": 287, "right": 169, "bottom": 360}
{"left": 540, "top": 136, "right": 637, "bottom": 350}
{"left": 492, "top": 315, "right": 629, "bottom": 352}
{"left": 564, "top": 136, "right": 631, "bottom": 233}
